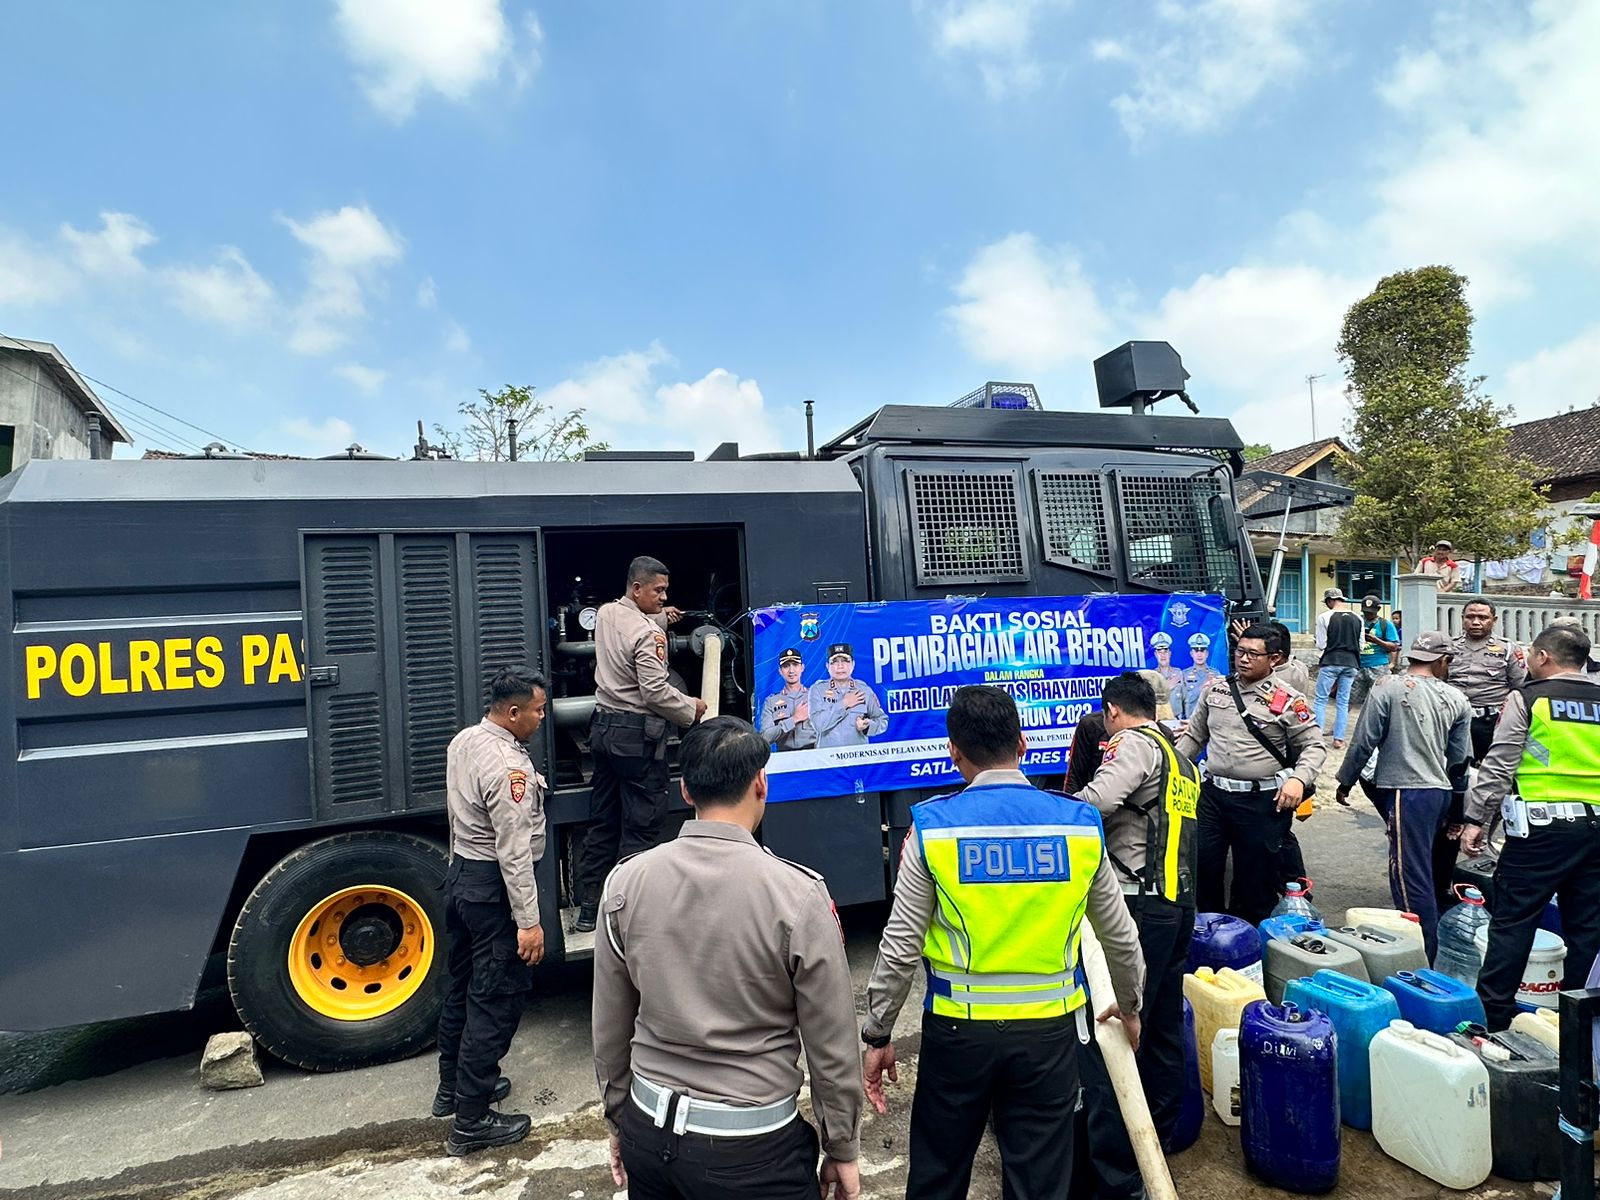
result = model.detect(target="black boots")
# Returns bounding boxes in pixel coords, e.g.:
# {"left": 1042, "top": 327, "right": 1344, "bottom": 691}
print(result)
{"left": 446, "top": 1108, "right": 532, "bottom": 1156}
{"left": 574, "top": 903, "right": 599, "bottom": 934}
{"left": 432, "top": 1074, "right": 511, "bottom": 1118}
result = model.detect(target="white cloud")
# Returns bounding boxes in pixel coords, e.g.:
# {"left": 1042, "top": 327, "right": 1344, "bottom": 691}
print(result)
{"left": 656, "top": 368, "right": 781, "bottom": 453}
{"left": 279, "top": 415, "right": 357, "bottom": 456}
{"left": 444, "top": 320, "right": 471, "bottom": 353}
{"left": 1500, "top": 325, "right": 1600, "bottom": 424}
{"left": 932, "top": 0, "right": 1053, "bottom": 96}
{"left": 1101, "top": 0, "right": 1316, "bottom": 139}
{"left": 334, "top": 362, "right": 388, "bottom": 394}
{"left": 60, "top": 212, "right": 156, "bottom": 277}
{"left": 416, "top": 276, "right": 437, "bottom": 309}
{"left": 1141, "top": 265, "right": 1368, "bottom": 445}
{"left": 334, "top": 0, "right": 540, "bottom": 121}
{"left": 945, "top": 231, "right": 1367, "bottom": 443}
{"left": 538, "top": 343, "right": 787, "bottom": 453}
{"left": 944, "top": 233, "right": 1111, "bottom": 373}
{"left": 1364, "top": 2, "right": 1600, "bottom": 303}
{"left": 163, "top": 248, "right": 276, "bottom": 327}
{"left": 0, "top": 229, "right": 76, "bottom": 305}
{"left": 281, "top": 204, "right": 405, "bottom": 355}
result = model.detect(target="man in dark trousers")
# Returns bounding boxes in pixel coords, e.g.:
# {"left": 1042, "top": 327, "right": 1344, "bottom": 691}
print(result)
{"left": 1333, "top": 633, "right": 1471, "bottom": 961}
{"left": 591, "top": 717, "right": 863, "bottom": 1199}
{"left": 1463, "top": 623, "right": 1600, "bottom": 1030}
{"left": 574, "top": 556, "right": 706, "bottom": 933}
{"left": 436, "top": 666, "right": 549, "bottom": 1155}
{"left": 1177, "top": 624, "right": 1327, "bottom": 925}
{"left": 1071, "top": 672, "right": 1202, "bottom": 1199}
{"left": 860, "top": 685, "right": 1145, "bottom": 1200}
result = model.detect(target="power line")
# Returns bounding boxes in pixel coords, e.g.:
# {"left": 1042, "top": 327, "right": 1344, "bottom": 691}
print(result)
{"left": 0, "top": 336, "right": 256, "bottom": 452}
{"left": 119, "top": 411, "right": 205, "bottom": 454}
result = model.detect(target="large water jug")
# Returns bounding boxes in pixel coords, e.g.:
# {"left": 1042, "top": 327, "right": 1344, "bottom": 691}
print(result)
{"left": 1382, "top": 969, "right": 1486, "bottom": 1034}
{"left": 1452, "top": 854, "right": 1498, "bottom": 909}
{"left": 1283, "top": 970, "right": 1400, "bottom": 1131}
{"left": 1211, "top": 1026, "right": 1241, "bottom": 1125}
{"left": 1345, "top": 906, "right": 1427, "bottom": 952}
{"left": 1170, "top": 998, "right": 1205, "bottom": 1152}
{"left": 1239, "top": 1000, "right": 1340, "bottom": 1192}
{"left": 1433, "top": 885, "right": 1491, "bottom": 986}
{"left": 1188, "top": 913, "right": 1263, "bottom": 985}
{"left": 1269, "top": 877, "right": 1321, "bottom": 923}
{"left": 1370, "top": 1020, "right": 1492, "bottom": 1189}
{"left": 1322, "top": 924, "right": 1428, "bottom": 981}
{"left": 1258, "top": 912, "right": 1321, "bottom": 946}
{"left": 1183, "top": 967, "right": 1266, "bottom": 1095}
{"left": 1512, "top": 1007, "right": 1560, "bottom": 1052}
{"left": 1449, "top": 1027, "right": 1561, "bottom": 1180}
{"left": 1264, "top": 930, "right": 1368, "bottom": 1004}
{"left": 1473, "top": 925, "right": 1567, "bottom": 1010}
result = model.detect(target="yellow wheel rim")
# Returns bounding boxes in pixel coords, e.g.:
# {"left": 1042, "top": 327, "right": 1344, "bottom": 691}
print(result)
{"left": 286, "top": 884, "right": 434, "bottom": 1021}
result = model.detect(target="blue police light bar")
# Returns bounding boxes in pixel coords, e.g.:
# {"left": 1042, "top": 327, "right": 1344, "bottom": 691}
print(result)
{"left": 949, "top": 382, "right": 1043, "bottom": 410}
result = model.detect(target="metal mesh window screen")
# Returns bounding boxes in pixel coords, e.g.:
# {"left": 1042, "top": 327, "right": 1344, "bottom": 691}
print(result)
{"left": 906, "top": 469, "right": 1028, "bottom": 585}
{"left": 1115, "top": 473, "right": 1242, "bottom": 592}
{"left": 1034, "top": 472, "right": 1111, "bottom": 572}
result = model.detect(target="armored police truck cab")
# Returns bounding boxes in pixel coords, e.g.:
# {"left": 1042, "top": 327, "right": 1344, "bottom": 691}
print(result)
{"left": 0, "top": 352, "right": 1262, "bottom": 1070}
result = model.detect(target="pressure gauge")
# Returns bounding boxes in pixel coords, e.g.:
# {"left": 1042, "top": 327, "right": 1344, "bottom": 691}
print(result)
{"left": 578, "top": 606, "right": 599, "bottom": 632}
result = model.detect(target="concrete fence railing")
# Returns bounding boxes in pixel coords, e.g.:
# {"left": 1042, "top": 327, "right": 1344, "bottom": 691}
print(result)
{"left": 1427, "top": 585, "right": 1600, "bottom": 644}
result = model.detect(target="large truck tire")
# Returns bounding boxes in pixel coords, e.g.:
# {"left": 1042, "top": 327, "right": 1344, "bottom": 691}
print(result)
{"left": 228, "top": 831, "right": 448, "bottom": 1071}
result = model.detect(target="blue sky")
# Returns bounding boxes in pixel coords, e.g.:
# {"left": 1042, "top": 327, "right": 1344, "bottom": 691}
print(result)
{"left": 2, "top": 0, "right": 1597, "bottom": 459}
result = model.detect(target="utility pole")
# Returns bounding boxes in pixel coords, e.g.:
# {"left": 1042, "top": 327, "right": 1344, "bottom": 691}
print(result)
{"left": 1305, "top": 373, "right": 1324, "bottom": 440}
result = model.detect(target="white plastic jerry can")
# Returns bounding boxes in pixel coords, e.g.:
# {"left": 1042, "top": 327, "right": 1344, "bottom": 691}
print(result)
{"left": 1211, "top": 1027, "right": 1241, "bottom": 1127}
{"left": 1369, "top": 1019, "right": 1492, "bottom": 1190}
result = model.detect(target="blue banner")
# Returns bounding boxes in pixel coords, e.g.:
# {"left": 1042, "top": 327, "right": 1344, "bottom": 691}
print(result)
{"left": 751, "top": 593, "right": 1227, "bottom": 803}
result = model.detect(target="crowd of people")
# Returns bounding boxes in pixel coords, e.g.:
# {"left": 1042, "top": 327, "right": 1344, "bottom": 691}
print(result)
{"left": 426, "top": 558, "right": 1600, "bottom": 1199}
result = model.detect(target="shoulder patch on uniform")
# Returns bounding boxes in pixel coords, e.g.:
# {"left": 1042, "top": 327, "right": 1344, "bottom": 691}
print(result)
{"left": 508, "top": 769, "right": 527, "bottom": 803}
{"left": 1291, "top": 697, "right": 1312, "bottom": 723}
{"left": 763, "top": 846, "right": 826, "bottom": 881}
{"left": 653, "top": 632, "right": 667, "bottom": 662}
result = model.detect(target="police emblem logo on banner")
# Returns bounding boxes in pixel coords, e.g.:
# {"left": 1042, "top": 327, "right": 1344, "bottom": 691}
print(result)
{"left": 1169, "top": 602, "right": 1191, "bottom": 628}
{"left": 800, "top": 613, "right": 820, "bottom": 641}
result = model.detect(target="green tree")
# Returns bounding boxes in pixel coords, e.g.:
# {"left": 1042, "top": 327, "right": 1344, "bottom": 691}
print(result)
{"left": 1336, "top": 267, "right": 1546, "bottom": 564}
{"left": 1242, "top": 443, "right": 1273, "bottom": 462}
{"left": 434, "top": 384, "right": 608, "bottom": 462}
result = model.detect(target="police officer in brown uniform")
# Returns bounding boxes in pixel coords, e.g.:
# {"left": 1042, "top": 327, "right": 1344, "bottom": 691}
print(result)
{"left": 436, "top": 666, "right": 549, "bottom": 1155}
{"left": 592, "top": 717, "right": 863, "bottom": 1199}
{"left": 1177, "top": 624, "right": 1327, "bottom": 926}
{"left": 1448, "top": 597, "right": 1528, "bottom": 762}
{"left": 1073, "top": 671, "right": 1203, "bottom": 1196}
{"left": 575, "top": 556, "right": 706, "bottom": 933}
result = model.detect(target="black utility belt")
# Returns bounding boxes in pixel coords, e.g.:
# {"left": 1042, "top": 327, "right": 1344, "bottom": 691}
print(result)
{"left": 593, "top": 709, "right": 654, "bottom": 729}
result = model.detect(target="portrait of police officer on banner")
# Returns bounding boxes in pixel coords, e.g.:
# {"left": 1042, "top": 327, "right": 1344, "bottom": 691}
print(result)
{"left": 759, "top": 647, "right": 818, "bottom": 752}
{"left": 807, "top": 643, "right": 888, "bottom": 748}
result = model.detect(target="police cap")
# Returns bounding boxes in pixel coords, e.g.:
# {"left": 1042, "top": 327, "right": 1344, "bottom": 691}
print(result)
{"left": 779, "top": 647, "right": 803, "bottom": 666}
{"left": 827, "top": 643, "right": 853, "bottom": 661}
{"left": 1151, "top": 632, "right": 1173, "bottom": 649}
{"left": 1188, "top": 632, "right": 1211, "bottom": 650}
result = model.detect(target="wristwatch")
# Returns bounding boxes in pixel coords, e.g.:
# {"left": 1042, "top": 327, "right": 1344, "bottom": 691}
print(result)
{"left": 861, "top": 1028, "right": 891, "bottom": 1049}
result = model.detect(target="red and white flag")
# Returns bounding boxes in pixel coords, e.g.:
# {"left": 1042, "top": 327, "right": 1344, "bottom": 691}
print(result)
{"left": 1583, "top": 520, "right": 1600, "bottom": 600}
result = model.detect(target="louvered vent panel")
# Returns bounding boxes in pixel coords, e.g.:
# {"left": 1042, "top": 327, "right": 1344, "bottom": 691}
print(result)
{"left": 317, "top": 542, "right": 379, "bottom": 654}
{"left": 473, "top": 538, "right": 536, "bottom": 704}
{"left": 905, "top": 469, "right": 1027, "bottom": 586}
{"left": 399, "top": 540, "right": 460, "bottom": 796}
{"left": 325, "top": 693, "right": 385, "bottom": 805}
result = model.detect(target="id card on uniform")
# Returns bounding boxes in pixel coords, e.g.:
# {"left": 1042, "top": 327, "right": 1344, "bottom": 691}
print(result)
{"left": 1502, "top": 793, "right": 1530, "bottom": 839}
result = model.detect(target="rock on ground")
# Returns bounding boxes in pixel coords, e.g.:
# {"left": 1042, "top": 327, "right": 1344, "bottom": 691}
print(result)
{"left": 201, "top": 1032, "right": 264, "bottom": 1091}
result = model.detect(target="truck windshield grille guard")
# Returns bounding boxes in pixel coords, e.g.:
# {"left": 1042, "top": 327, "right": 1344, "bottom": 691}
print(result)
{"left": 905, "top": 466, "right": 1029, "bottom": 586}
{"left": 1034, "top": 471, "right": 1113, "bottom": 573}
{"left": 1114, "top": 469, "right": 1242, "bottom": 595}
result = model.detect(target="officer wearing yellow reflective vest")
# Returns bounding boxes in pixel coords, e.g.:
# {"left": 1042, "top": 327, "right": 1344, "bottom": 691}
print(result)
{"left": 1462, "top": 622, "right": 1600, "bottom": 1030}
{"left": 1071, "top": 672, "right": 1200, "bottom": 1197}
{"left": 860, "top": 685, "right": 1146, "bottom": 1200}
